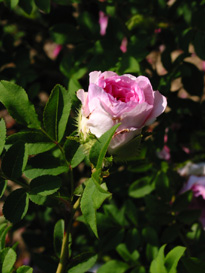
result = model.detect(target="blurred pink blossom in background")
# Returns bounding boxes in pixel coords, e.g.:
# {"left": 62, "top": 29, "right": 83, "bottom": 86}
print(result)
{"left": 53, "top": 44, "right": 63, "bottom": 58}
{"left": 99, "top": 11, "right": 108, "bottom": 36}
{"left": 120, "top": 37, "right": 128, "bottom": 53}
{"left": 156, "top": 128, "right": 171, "bottom": 161}
{"left": 179, "top": 163, "right": 205, "bottom": 228}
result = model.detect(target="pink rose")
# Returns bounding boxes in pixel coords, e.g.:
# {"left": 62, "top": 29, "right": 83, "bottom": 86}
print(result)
{"left": 77, "top": 71, "right": 167, "bottom": 154}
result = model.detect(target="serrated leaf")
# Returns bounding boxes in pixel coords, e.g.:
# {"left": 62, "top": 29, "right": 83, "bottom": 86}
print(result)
{"left": 30, "top": 175, "right": 62, "bottom": 196}
{"left": 16, "top": 265, "right": 33, "bottom": 273}
{"left": 0, "top": 179, "right": 7, "bottom": 199}
{"left": 0, "top": 119, "right": 6, "bottom": 156}
{"left": 68, "top": 253, "right": 98, "bottom": 273}
{"left": 89, "top": 124, "right": 120, "bottom": 170}
{"left": 24, "top": 153, "right": 68, "bottom": 179}
{"left": 6, "top": 130, "right": 55, "bottom": 155}
{"left": 29, "top": 194, "right": 48, "bottom": 205}
{"left": 3, "top": 189, "right": 29, "bottom": 223}
{"left": 34, "top": 0, "right": 50, "bottom": 13}
{"left": 97, "top": 260, "right": 130, "bottom": 273}
{"left": 150, "top": 245, "right": 167, "bottom": 273}
{"left": 0, "top": 81, "right": 41, "bottom": 129}
{"left": 165, "top": 246, "right": 186, "bottom": 273}
{"left": 43, "top": 84, "right": 71, "bottom": 142}
{"left": 64, "top": 139, "right": 85, "bottom": 168}
{"left": 0, "top": 247, "right": 16, "bottom": 273}
{"left": 1, "top": 142, "right": 28, "bottom": 179}
{"left": 53, "top": 219, "right": 64, "bottom": 258}
{"left": 81, "top": 177, "right": 111, "bottom": 237}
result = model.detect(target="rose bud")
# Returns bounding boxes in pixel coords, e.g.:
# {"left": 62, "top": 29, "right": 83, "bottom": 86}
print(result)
{"left": 77, "top": 71, "right": 167, "bottom": 160}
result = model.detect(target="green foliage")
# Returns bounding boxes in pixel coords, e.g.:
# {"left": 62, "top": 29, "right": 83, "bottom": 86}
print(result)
{"left": 89, "top": 124, "right": 120, "bottom": 170}
{"left": 0, "top": 119, "right": 6, "bottom": 156}
{"left": 43, "top": 84, "right": 71, "bottom": 142}
{"left": 0, "top": 81, "right": 41, "bottom": 129}
{"left": 81, "top": 176, "right": 111, "bottom": 237}
{"left": 3, "top": 189, "right": 29, "bottom": 223}
{"left": 0, "top": 0, "right": 205, "bottom": 272}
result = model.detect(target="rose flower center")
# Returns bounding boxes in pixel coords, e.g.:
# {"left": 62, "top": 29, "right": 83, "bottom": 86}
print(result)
{"left": 98, "top": 76, "right": 144, "bottom": 103}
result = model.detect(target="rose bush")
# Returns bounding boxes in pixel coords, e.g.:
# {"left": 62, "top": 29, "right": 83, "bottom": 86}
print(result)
{"left": 77, "top": 71, "right": 167, "bottom": 155}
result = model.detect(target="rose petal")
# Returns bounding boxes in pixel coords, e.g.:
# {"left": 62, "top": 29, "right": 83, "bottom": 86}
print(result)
{"left": 145, "top": 91, "right": 167, "bottom": 125}
{"left": 121, "top": 102, "right": 153, "bottom": 129}
{"left": 89, "top": 71, "right": 102, "bottom": 84}
{"left": 87, "top": 108, "right": 114, "bottom": 138}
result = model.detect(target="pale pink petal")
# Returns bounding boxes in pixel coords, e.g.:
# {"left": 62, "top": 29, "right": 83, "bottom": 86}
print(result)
{"left": 120, "top": 37, "right": 128, "bottom": 53}
{"left": 192, "top": 184, "right": 205, "bottom": 199}
{"left": 77, "top": 89, "right": 90, "bottom": 116}
{"left": 89, "top": 71, "right": 102, "bottom": 84}
{"left": 121, "top": 102, "right": 153, "bottom": 129}
{"left": 99, "top": 11, "right": 108, "bottom": 36}
{"left": 145, "top": 91, "right": 167, "bottom": 125}
{"left": 135, "top": 76, "right": 154, "bottom": 105}
{"left": 87, "top": 108, "right": 114, "bottom": 138}
{"left": 87, "top": 84, "right": 109, "bottom": 113}
{"left": 109, "top": 128, "right": 141, "bottom": 151}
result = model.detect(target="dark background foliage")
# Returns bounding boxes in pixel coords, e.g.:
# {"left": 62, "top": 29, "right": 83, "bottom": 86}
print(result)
{"left": 0, "top": 0, "right": 205, "bottom": 272}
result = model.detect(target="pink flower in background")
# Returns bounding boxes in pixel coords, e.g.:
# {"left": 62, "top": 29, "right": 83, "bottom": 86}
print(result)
{"left": 157, "top": 145, "right": 171, "bottom": 161}
{"left": 120, "top": 37, "right": 128, "bottom": 53}
{"left": 77, "top": 71, "right": 167, "bottom": 154}
{"left": 53, "top": 44, "right": 63, "bottom": 58}
{"left": 156, "top": 128, "right": 171, "bottom": 161}
{"left": 99, "top": 11, "right": 108, "bottom": 36}
{"left": 178, "top": 162, "right": 205, "bottom": 177}
{"left": 180, "top": 175, "right": 205, "bottom": 199}
{"left": 179, "top": 165, "right": 205, "bottom": 228}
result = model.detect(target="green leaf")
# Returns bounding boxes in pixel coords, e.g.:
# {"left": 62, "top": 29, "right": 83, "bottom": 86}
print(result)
{"left": 0, "top": 119, "right": 6, "bottom": 156}
{"left": 53, "top": 219, "right": 64, "bottom": 258}
{"left": 155, "top": 172, "right": 171, "bottom": 201}
{"left": 18, "top": 0, "right": 34, "bottom": 14}
{"left": 0, "top": 179, "right": 7, "bottom": 199}
{"left": 81, "top": 177, "right": 111, "bottom": 237}
{"left": 0, "top": 81, "right": 41, "bottom": 129}
{"left": 34, "top": 0, "right": 50, "bottom": 13}
{"left": 97, "top": 260, "right": 130, "bottom": 273}
{"left": 0, "top": 247, "right": 16, "bottom": 273}
{"left": 43, "top": 85, "right": 71, "bottom": 142}
{"left": 29, "top": 194, "right": 48, "bottom": 205}
{"left": 165, "top": 246, "right": 186, "bottom": 273}
{"left": 67, "top": 253, "right": 97, "bottom": 273}
{"left": 89, "top": 123, "right": 120, "bottom": 170}
{"left": 128, "top": 177, "right": 154, "bottom": 198}
{"left": 30, "top": 175, "right": 62, "bottom": 196}
{"left": 1, "top": 142, "right": 28, "bottom": 179}
{"left": 0, "top": 224, "right": 11, "bottom": 250}
{"left": 16, "top": 265, "right": 33, "bottom": 273}
{"left": 6, "top": 130, "right": 55, "bottom": 155}
{"left": 24, "top": 153, "right": 68, "bottom": 179}
{"left": 116, "top": 243, "right": 139, "bottom": 263}
{"left": 4, "top": 0, "right": 19, "bottom": 9}
{"left": 64, "top": 139, "right": 85, "bottom": 168}
{"left": 150, "top": 245, "right": 167, "bottom": 273}
{"left": 194, "top": 31, "right": 205, "bottom": 60}
{"left": 3, "top": 189, "right": 29, "bottom": 223}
